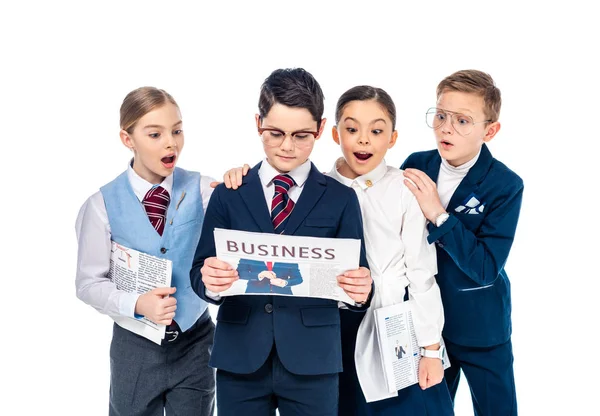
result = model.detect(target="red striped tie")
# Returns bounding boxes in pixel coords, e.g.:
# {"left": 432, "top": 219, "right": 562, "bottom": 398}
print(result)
{"left": 271, "top": 174, "right": 296, "bottom": 234}
{"left": 142, "top": 186, "right": 170, "bottom": 236}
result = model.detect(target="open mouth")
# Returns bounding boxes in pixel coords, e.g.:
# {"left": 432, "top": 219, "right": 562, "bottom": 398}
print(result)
{"left": 354, "top": 152, "right": 373, "bottom": 161}
{"left": 161, "top": 155, "right": 176, "bottom": 167}
{"left": 441, "top": 140, "right": 453, "bottom": 148}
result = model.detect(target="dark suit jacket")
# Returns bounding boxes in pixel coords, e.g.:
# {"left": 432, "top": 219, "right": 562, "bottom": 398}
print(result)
{"left": 236, "top": 258, "right": 302, "bottom": 295}
{"left": 190, "top": 162, "right": 370, "bottom": 375}
{"left": 401, "top": 144, "right": 523, "bottom": 347}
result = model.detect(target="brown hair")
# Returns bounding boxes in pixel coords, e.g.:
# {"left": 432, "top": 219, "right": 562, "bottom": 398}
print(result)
{"left": 437, "top": 70, "right": 501, "bottom": 122}
{"left": 120, "top": 87, "right": 179, "bottom": 133}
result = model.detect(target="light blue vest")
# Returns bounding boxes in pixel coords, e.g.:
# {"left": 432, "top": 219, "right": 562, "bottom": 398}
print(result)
{"left": 100, "top": 167, "right": 207, "bottom": 332}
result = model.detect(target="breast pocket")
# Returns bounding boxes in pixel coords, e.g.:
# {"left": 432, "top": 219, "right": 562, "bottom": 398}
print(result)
{"left": 304, "top": 217, "right": 337, "bottom": 237}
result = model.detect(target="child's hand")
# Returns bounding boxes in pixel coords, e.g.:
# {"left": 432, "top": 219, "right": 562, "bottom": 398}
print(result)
{"left": 135, "top": 287, "right": 177, "bottom": 325}
{"left": 258, "top": 270, "right": 277, "bottom": 281}
{"left": 211, "top": 164, "right": 250, "bottom": 190}
{"left": 403, "top": 168, "right": 445, "bottom": 222}
{"left": 418, "top": 355, "right": 444, "bottom": 390}
{"left": 201, "top": 257, "right": 239, "bottom": 293}
{"left": 337, "top": 267, "right": 372, "bottom": 304}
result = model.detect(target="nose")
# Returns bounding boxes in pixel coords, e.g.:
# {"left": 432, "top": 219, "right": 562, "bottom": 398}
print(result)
{"left": 165, "top": 132, "right": 177, "bottom": 148}
{"left": 441, "top": 117, "right": 454, "bottom": 135}
{"left": 280, "top": 133, "right": 294, "bottom": 151}
{"left": 358, "top": 131, "right": 370, "bottom": 145}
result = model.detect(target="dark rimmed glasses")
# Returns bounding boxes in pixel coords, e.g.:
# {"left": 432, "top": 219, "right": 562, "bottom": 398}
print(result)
{"left": 426, "top": 107, "right": 491, "bottom": 137}
{"left": 258, "top": 127, "right": 318, "bottom": 148}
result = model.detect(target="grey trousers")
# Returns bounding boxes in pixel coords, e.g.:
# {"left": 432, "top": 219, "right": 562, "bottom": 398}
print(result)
{"left": 109, "top": 309, "right": 215, "bottom": 416}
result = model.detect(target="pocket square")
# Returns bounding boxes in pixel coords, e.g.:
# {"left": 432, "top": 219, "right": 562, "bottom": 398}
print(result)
{"left": 455, "top": 193, "right": 485, "bottom": 214}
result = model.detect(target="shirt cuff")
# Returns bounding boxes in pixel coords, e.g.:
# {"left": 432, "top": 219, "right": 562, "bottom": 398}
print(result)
{"left": 205, "top": 288, "right": 222, "bottom": 301}
{"left": 120, "top": 292, "right": 142, "bottom": 318}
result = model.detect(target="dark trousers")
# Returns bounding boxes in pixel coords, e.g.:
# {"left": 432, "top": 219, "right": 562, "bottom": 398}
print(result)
{"left": 444, "top": 338, "right": 518, "bottom": 416}
{"left": 339, "top": 309, "right": 454, "bottom": 416}
{"left": 109, "top": 309, "right": 215, "bottom": 416}
{"left": 216, "top": 346, "right": 338, "bottom": 416}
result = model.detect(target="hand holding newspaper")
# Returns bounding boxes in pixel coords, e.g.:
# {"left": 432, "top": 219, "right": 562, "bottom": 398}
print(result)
{"left": 108, "top": 241, "right": 172, "bottom": 345}
{"left": 374, "top": 301, "right": 450, "bottom": 393}
{"left": 213, "top": 228, "right": 360, "bottom": 303}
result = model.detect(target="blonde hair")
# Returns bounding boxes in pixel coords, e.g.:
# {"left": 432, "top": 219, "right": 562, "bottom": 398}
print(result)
{"left": 437, "top": 70, "right": 501, "bottom": 122}
{"left": 120, "top": 87, "right": 179, "bottom": 133}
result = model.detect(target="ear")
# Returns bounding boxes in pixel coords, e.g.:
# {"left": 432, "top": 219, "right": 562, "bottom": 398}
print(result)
{"left": 120, "top": 130, "right": 135, "bottom": 151}
{"left": 255, "top": 114, "right": 261, "bottom": 134}
{"left": 388, "top": 130, "right": 399, "bottom": 149}
{"left": 332, "top": 125, "right": 340, "bottom": 145}
{"left": 315, "top": 118, "right": 327, "bottom": 141}
{"left": 483, "top": 121, "right": 501, "bottom": 143}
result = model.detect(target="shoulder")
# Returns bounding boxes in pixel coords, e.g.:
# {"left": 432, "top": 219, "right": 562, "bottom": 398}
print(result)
{"left": 401, "top": 149, "right": 438, "bottom": 169}
{"left": 488, "top": 158, "right": 524, "bottom": 191}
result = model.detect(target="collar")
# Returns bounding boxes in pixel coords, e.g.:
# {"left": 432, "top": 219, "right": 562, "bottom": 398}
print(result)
{"left": 259, "top": 158, "right": 311, "bottom": 188}
{"left": 329, "top": 158, "right": 388, "bottom": 190}
{"left": 440, "top": 149, "right": 481, "bottom": 176}
{"left": 127, "top": 158, "right": 174, "bottom": 201}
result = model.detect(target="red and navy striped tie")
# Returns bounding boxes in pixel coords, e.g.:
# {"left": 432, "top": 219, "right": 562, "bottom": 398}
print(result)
{"left": 142, "top": 186, "right": 170, "bottom": 236}
{"left": 271, "top": 174, "right": 296, "bottom": 234}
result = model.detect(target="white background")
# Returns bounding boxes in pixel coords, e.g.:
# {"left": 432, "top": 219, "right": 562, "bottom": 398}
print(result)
{"left": 2, "top": 1, "right": 598, "bottom": 414}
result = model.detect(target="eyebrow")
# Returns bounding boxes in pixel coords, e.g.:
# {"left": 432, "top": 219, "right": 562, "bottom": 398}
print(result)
{"left": 438, "top": 107, "right": 474, "bottom": 115}
{"left": 143, "top": 120, "right": 183, "bottom": 130}
{"left": 344, "top": 116, "right": 387, "bottom": 124}
{"left": 263, "top": 123, "right": 315, "bottom": 132}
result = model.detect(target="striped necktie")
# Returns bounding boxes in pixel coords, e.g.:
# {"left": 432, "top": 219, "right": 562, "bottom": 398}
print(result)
{"left": 271, "top": 174, "right": 296, "bottom": 234}
{"left": 142, "top": 186, "right": 170, "bottom": 236}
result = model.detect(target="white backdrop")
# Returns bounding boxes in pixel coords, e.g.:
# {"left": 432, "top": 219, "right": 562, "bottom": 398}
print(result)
{"left": 2, "top": 1, "right": 598, "bottom": 414}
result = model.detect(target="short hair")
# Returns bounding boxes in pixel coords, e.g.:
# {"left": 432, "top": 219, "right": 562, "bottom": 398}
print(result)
{"left": 258, "top": 68, "right": 325, "bottom": 129}
{"left": 120, "top": 87, "right": 178, "bottom": 133}
{"left": 335, "top": 85, "right": 397, "bottom": 130}
{"left": 437, "top": 70, "right": 502, "bottom": 122}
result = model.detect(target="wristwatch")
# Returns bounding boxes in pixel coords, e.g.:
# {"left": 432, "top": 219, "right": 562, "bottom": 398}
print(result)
{"left": 435, "top": 212, "right": 450, "bottom": 227}
{"left": 420, "top": 345, "right": 445, "bottom": 360}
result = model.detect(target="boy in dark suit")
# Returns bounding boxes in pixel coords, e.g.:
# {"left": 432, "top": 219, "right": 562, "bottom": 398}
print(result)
{"left": 190, "top": 68, "right": 373, "bottom": 416}
{"left": 401, "top": 70, "right": 523, "bottom": 416}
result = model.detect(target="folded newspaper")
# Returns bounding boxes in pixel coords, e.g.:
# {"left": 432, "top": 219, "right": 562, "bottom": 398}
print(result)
{"left": 374, "top": 301, "right": 450, "bottom": 393}
{"left": 108, "top": 241, "right": 172, "bottom": 345}
{"left": 213, "top": 228, "right": 360, "bottom": 303}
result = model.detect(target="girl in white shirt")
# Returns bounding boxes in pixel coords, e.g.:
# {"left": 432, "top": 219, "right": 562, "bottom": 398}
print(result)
{"left": 331, "top": 85, "right": 453, "bottom": 415}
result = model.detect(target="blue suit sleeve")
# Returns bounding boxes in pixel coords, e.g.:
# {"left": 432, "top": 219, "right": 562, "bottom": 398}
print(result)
{"left": 274, "top": 263, "right": 303, "bottom": 286}
{"left": 336, "top": 190, "right": 373, "bottom": 310}
{"left": 190, "top": 186, "right": 229, "bottom": 305}
{"left": 427, "top": 181, "right": 524, "bottom": 286}
{"left": 237, "top": 259, "right": 267, "bottom": 282}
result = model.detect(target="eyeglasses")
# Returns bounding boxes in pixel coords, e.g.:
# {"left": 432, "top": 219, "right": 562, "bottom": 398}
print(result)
{"left": 425, "top": 107, "right": 491, "bottom": 137}
{"left": 258, "top": 127, "right": 318, "bottom": 148}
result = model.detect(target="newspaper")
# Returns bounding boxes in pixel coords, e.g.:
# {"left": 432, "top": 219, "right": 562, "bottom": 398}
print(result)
{"left": 374, "top": 301, "right": 450, "bottom": 393}
{"left": 213, "top": 228, "right": 360, "bottom": 303}
{"left": 108, "top": 241, "right": 172, "bottom": 345}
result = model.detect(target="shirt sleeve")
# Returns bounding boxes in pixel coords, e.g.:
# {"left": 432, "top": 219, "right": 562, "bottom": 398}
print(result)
{"left": 402, "top": 192, "right": 444, "bottom": 347}
{"left": 75, "top": 192, "right": 140, "bottom": 318}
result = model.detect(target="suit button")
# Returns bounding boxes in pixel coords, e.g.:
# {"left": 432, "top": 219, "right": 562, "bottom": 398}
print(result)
{"left": 264, "top": 303, "right": 273, "bottom": 313}
{"left": 437, "top": 242, "right": 444, "bottom": 248}
{"left": 160, "top": 247, "right": 167, "bottom": 254}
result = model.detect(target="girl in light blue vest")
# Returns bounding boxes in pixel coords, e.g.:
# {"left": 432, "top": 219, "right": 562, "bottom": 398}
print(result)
{"left": 75, "top": 87, "right": 216, "bottom": 416}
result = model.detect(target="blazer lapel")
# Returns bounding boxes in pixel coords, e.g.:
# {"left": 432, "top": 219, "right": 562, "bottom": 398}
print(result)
{"left": 447, "top": 144, "right": 494, "bottom": 211}
{"left": 239, "top": 162, "right": 275, "bottom": 233}
{"left": 283, "top": 163, "right": 327, "bottom": 235}
{"left": 425, "top": 151, "right": 442, "bottom": 183}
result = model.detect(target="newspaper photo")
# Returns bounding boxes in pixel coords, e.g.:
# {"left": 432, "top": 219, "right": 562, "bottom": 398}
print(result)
{"left": 374, "top": 301, "right": 450, "bottom": 393}
{"left": 213, "top": 228, "right": 361, "bottom": 303}
{"left": 108, "top": 241, "right": 172, "bottom": 345}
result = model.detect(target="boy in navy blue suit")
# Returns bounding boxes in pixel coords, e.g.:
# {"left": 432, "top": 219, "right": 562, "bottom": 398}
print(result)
{"left": 190, "top": 68, "right": 373, "bottom": 416}
{"left": 401, "top": 70, "right": 523, "bottom": 416}
{"left": 236, "top": 259, "right": 302, "bottom": 295}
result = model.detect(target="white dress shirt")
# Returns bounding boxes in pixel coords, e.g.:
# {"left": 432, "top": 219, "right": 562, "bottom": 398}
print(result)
{"left": 329, "top": 159, "right": 443, "bottom": 402}
{"left": 75, "top": 162, "right": 216, "bottom": 318}
{"left": 437, "top": 150, "right": 480, "bottom": 209}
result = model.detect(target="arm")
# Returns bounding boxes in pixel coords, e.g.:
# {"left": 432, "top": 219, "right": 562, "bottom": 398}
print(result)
{"left": 190, "top": 186, "right": 238, "bottom": 305}
{"left": 404, "top": 168, "right": 524, "bottom": 286}
{"left": 335, "top": 191, "right": 374, "bottom": 310}
{"left": 273, "top": 263, "right": 303, "bottom": 287}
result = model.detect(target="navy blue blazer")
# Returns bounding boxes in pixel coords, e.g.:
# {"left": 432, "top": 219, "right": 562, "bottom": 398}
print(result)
{"left": 190, "top": 162, "right": 370, "bottom": 375}
{"left": 401, "top": 144, "right": 523, "bottom": 347}
{"left": 236, "top": 258, "right": 302, "bottom": 295}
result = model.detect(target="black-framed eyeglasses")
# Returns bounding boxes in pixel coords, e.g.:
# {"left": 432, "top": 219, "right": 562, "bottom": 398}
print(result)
{"left": 258, "top": 127, "right": 318, "bottom": 148}
{"left": 426, "top": 107, "right": 491, "bottom": 137}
